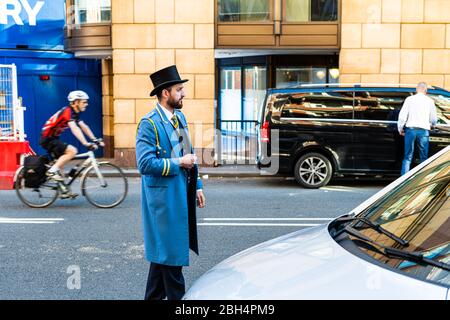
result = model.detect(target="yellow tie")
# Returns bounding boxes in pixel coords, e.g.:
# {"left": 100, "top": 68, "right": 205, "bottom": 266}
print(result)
{"left": 171, "top": 115, "right": 179, "bottom": 129}
{"left": 172, "top": 114, "right": 184, "bottom": 156}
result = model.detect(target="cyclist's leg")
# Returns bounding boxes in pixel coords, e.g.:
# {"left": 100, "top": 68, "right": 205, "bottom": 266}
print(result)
{"left": 52, "top": 144, "right": 77, "bottom": 172}
{"left": 52, "top": 145, "right": 79, "bottom": 197}
{"left": 46, "top": 140, "right": 76, "bottom": 181}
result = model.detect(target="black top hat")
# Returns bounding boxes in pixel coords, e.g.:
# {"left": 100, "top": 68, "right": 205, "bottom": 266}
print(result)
{"left": 149, "top": 65, "right": 188, "bottom": 96}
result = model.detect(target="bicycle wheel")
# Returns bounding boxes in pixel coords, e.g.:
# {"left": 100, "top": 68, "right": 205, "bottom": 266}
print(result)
{"left": 81, "top": 162, "right": 128, "bottom": 208}
{"left": 15, "top": 167, "right": 59, "bottom": 208}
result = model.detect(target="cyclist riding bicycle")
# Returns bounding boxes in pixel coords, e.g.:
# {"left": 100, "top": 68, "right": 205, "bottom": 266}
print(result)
{"left": 40, "top": 90, "right": 105, "bottom": 182}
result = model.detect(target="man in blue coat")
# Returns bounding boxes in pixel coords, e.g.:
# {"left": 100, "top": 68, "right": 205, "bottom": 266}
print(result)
{"left": 136, "top": 65, "right": 206, "bottom": 300}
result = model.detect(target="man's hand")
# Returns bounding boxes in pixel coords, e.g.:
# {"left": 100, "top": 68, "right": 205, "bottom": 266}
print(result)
{"left": 179, "top": 154, "right": 197, "bottom": 169}
{"left": 197, "top": 190, "right": 205, "bottom": 208}
{"left": 399, "top": 130, "right": 405, "bottom": 136}
{"left": 85, "top": 142, "right": 98, "bottom": 151}
{"left": 93, "top": 138, "right": 105, "bottom": 147}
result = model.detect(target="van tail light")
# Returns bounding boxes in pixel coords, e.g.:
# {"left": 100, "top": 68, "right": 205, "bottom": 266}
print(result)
{"left": 261, "top": 121, "right": 270, "bottom": 143}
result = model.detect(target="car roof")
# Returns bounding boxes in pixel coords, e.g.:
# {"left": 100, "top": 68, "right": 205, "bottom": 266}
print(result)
{"left": 268, "top": 83, "right": 450, "bottom": 96}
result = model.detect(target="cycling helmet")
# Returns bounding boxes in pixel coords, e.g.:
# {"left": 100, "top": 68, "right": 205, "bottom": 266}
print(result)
{"left": 67, "top": 90, "right": 89, "bottom": 102}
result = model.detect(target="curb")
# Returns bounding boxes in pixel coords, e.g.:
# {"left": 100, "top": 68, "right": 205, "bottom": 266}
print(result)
{"left": 118, "top": 170, "right": 265, "bottom": 178}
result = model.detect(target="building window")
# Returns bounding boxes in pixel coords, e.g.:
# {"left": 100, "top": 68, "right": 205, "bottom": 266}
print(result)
{"left": 244, "top": 66, "right": 267, "bottom": 122}
{"left": 220, "top": 67, "right": 242, "bottom": 121}
{"left": 73, "top": 0, "right": 111, "bottom": 24}
{"left": 285, "top": 0, "right": 338, "bottom": 22}
{"left": 218, "top": 0, "right": 271, "bottom": 22}
{"left": 328, "top": 68, "right": 340, "bottom": 83}
{"left": 276, "top": 67, "right": 333, "bottom": 88}
{"left": 219, "top": 63, "right": 267, "bottom": 164}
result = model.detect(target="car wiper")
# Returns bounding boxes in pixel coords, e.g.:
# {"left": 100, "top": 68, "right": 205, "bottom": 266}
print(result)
{"left": 342, "top": 225, "right": 450, "bottom": 272}
{"left": 331, "top": 215, "right": 409, "bottom": 247}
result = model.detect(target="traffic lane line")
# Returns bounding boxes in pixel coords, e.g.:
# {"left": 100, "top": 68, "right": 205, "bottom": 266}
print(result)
{"left": 0, "top": 217, "right": 64, "bottom": 224}
{"left": 320, "top": 186, "right": 378, "bottom": 193}
{"left": 203, "top": 218, "right": 334, "bottom": 221}
{"left": 198, "top": 222, "right": 322, "bottom": 227}
{"left": 199, "top": 217, "right": 335, "bottom": 226}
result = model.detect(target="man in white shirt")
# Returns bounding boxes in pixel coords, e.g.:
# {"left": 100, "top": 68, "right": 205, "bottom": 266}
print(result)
{"left": 398, "top": 82, "right": 438, "bottom": 175}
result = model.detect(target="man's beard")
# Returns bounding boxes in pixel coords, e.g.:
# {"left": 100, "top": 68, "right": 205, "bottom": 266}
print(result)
{"left": 168, "top": 97, "right": 183, "bottom": 109}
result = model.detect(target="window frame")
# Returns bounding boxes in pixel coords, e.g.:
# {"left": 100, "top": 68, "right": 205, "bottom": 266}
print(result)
{"left": 216, "top": 0, "right": 275, "bottom": 24}
{"left": 217, "top": 57, "right": 269, "bottom": 128}
{"left": 281, "top": 0, "right": 340, "bottom": 24}
{"left": 71, "top": 0, "right": 112, "bottom": 25}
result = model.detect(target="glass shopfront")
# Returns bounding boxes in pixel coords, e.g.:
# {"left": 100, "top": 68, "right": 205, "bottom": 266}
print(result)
{"left": 218, "top": 55, "right": 339, "bottom": 125}
{"left": 276, "top": 67, "right": 339, "bottom": 88}
{"left": 219, "top": 65, "right": 267, "bottom": 124}
{"left": 217, "top": 55, "right": 338, "bottom": 163}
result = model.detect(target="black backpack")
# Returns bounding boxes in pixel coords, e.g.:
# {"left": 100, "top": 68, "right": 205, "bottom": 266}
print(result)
{"left": 23, "top": 156, "right": 49, "bottom": 188}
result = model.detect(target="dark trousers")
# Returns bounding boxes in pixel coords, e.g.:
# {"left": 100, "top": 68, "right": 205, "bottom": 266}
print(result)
{"left": 144, "top": 262, "right": 185, "bottom": 300}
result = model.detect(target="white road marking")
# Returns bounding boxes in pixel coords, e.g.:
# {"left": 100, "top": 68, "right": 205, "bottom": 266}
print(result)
{"left": 198, "top": 222, "right": 320, "bottom": 227}
{"left": 203, "top": 218, "right": 334, "bottom": 221}
{"left": 0, "top": 217, "right": 64, "bottom": 224}
{"left": 199, "top": 217, "right": 335, "bottom": 227}
{"left": 320, "top": 186, "right": 364, "bottom": 193}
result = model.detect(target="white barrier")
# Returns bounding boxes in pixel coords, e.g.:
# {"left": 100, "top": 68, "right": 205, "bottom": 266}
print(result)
{"left": 0, "top": 64, "right": 24, "bottom": 142}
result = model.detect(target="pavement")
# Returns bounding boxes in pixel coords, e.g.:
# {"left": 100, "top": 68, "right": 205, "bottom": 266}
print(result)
{"left": 74, "top": 160, "right": 398, "bottom": 182}
{"left": 69, "top": 158, "right": 263, "bottom": 178}
{"left": 124, "top": 164, "right": 261, "bottom": 178}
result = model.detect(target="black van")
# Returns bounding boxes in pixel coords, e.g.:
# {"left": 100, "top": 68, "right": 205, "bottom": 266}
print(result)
{"left": 257, "top": 84, "right": 450, "bottom": 188}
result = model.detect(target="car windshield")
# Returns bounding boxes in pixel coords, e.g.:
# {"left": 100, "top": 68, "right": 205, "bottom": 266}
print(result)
{"left": 355, "top": 149, "right": 450, "bottom": 286}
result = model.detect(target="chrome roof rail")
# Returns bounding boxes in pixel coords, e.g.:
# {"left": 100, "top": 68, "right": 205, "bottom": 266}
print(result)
{"left": 279, "top": 83, "right": 438, "bottom": 89}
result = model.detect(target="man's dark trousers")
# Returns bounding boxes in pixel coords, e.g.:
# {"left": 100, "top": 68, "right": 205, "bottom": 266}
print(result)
{"left": 144, "top": 262, "right": 185, "bottom": 300}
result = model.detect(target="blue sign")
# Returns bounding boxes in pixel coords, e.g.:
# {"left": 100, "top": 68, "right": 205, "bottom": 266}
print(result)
{"left": 0, "top": 0, "right": 65, "bottom": 50}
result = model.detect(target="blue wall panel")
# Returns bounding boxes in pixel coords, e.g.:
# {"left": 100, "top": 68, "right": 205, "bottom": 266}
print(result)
{"left": 0, "top": 0, "right": 104, "bottom": 157}
{"left": 0, "top": 53, "right": 103, "bottom": 156}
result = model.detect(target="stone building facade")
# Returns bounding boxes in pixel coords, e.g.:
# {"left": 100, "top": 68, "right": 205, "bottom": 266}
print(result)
{"left": 108, "top": 0, "right": 215, "bottom": 167}
{"left": 65, "top": 0, "right": 450, "bottom": 167}
{"left": 340, "top": 0, "right": 450, "bottom": 88}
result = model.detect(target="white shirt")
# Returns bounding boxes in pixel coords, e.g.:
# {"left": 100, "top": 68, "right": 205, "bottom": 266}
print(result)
{"left": 398, "top": 93, "right": 438, "bottom": 132}
{"left": 159, "top": 103, "right": 176, "bottom": 125}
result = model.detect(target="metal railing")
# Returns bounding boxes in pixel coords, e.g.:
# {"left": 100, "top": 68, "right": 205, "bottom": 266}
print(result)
{"left": 0, "top": 64, "right": 24, "bottom": 142}
{"left": 217, "top": 120, "right": 259, "bottom": 165}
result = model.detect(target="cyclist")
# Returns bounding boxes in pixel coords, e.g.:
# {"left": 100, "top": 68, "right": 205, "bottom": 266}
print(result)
{"left": 40, "top": 90, "right": 105, "bottom": 182}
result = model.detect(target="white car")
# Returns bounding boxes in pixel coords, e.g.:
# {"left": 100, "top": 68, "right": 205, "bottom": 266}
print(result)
{"left": 184, "top": 146, "right": 450, "bottom": 300}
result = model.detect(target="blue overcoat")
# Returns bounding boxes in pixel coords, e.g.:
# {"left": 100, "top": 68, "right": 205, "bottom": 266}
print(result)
{"left": 135, "top": 104, "right": 203, "bottom": 266}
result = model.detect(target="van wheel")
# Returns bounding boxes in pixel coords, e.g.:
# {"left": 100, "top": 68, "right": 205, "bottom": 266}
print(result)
{"left": 294, "top": 153, "right": 333, "bottom": 188}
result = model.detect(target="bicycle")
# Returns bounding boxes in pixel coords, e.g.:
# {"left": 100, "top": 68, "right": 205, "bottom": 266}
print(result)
{"left": 14, "top": 147, "right": 128, "bottom": 209}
